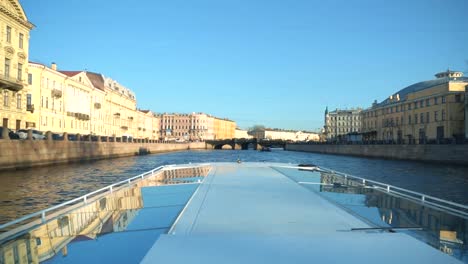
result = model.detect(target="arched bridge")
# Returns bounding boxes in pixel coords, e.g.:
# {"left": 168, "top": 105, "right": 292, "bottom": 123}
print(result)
{"left": 206, "top": 139, "right": 287, "bottom": 150}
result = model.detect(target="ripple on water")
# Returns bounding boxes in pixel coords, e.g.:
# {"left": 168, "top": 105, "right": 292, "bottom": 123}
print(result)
{"left": 0, "top": 150, "right": 467, "bottom": 225}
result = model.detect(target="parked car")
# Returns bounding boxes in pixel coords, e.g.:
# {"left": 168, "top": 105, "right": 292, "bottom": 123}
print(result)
{"left": 16, "top": 129, "right": 46, "bottom": 140}
{"left": 0, "top": 127, "right": 20, "bottom": 139}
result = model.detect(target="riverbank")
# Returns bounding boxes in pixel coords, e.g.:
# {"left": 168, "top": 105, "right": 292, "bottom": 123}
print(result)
{"left": 285, "top": 143, "right": 468, "bottom": 165}
{"left": 0, "top": 140, "right": 206, "bottom": 170}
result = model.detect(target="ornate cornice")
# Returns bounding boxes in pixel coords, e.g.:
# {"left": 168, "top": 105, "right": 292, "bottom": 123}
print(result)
{"left": 0, "top": 6, "right": 34, "bottom": 30}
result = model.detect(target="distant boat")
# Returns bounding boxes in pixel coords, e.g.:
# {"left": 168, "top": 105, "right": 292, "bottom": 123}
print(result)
{"left": 260, "top": 146, "right": 271, "bottom": 152}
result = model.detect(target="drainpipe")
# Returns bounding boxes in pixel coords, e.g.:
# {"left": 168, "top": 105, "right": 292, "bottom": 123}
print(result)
{"left": 465, "top": 85, "right": 468, "bottom": 139}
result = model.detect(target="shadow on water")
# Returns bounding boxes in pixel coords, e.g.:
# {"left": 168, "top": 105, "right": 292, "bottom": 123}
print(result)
{"left": 0, "top": 149, "right": 467, "bottom": 224}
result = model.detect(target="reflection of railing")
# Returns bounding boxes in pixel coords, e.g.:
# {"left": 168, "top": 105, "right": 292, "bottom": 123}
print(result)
{"left": 0, "top": 166, "right": 165, "bottom": 234}
{"left": 316, "top": 166, "right": 468, "bottom": 219}
{"left": 271, "top": 164, "right": 468, "bottom": 219}
{"left": 0, "top": 164, "right": 211, "bottom": 235}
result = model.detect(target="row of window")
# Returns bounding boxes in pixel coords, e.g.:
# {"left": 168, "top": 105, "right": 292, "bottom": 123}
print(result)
{"left": 4, "top": 58, "right": 23, "bottom": 80}
{"left": 5, "top": 25, "right": 24, "bottom": 49}
{"left": 328, "top": 115, "right": 361, "bottom": 121}
{"left": 2, "top": 90, "right": 31, "bottom": 109}
{"left": 364, "top": 95, "right": 452, "bottom": 118}
{"left": 162, "top": 125, "right": 207, "bottom": 130}
{"left": 40, "top": 116, "right": 90, "bottom": 131}
{"left": 329, "top": 128, "right": 361, "bottom": 133}
{"left": 162, "top": 119, "right": 206, "bottom": 123}
{"left": 365, "top": 110, "right": 447, "bottom": 129}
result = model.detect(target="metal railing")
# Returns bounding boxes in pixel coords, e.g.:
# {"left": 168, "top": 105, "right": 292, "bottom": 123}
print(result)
{"left": 317, "top": 166, "right": 468, "bottom": 219}
{"left": 271, "top": 164, "right": 468, "bottom": 219}
{"left": 0, "top": 166, "right": 166, "bottom": 232}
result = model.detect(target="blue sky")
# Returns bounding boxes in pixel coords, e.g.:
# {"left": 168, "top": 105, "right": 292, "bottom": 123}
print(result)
{"left": 22, "top": 0, "right": 468, "bottom": 131}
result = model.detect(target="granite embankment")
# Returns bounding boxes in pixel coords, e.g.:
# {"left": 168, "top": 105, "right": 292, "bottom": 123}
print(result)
{"left": 0, "top": 140, "right": 206, "bottom": 170}
{"left": 286, "top": 143, "right": 468, "bottom": 165}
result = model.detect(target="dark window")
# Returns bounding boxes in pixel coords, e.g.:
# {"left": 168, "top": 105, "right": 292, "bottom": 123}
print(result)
{"left": 442, "top": 96, "right": 446, "bottom": 103}
{"left": 17, "top": 63, "right": 22, "bottom": 81}
{"left": 28, "top": 73, "right": 32, "bottom": 85}
{"left": 4, "top": 58, "right": 10, "bottom": 78}
{"left": 455, "top": 94, "right": 461, "bottom": 102}
{"left": 27, "top": 94, "right": 31, "bottom": 106}
{"left": 16, "top": 93, "right": 21, "bottom": 109}
{"left": 19, "top": 33, "right": 23, "bottom": 49}
{"left": 426, "top": 99, "right": 430, "bottom": 106}
{"left": 6, "top": 26, "right": 11, "bottom": 43}
{"left": 434, "top": 97, "right": 438, "bottom": 105}
{"left": 442, "top": 110, "right": 446, "bottom": 120}
{"left": 420, "top": 113, "right": 424, "bottom": 124}
{"left": 426, "top": 112, "right": 429, "bottom": 123}
{"left": 434, "top": 111, "right": 438, "bottom": 121}
{"left": 414, "top": 114, "right": 418, "bottom": 124}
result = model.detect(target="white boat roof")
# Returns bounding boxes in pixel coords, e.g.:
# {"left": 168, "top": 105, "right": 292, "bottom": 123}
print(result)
{"left": 141, "top": 162, "right": 460, "bottom": 263}
{"left": 0, "top": 162, "right": 463, "bottom": 263}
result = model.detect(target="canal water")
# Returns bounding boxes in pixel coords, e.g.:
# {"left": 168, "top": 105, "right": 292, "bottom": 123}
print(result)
{"left": 0, "top": 149, "right": 467, "bottom": 224}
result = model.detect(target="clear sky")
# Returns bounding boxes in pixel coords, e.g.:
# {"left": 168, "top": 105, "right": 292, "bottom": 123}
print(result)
{"left": 21, "top": 0, "right": 468, "bottom": 131}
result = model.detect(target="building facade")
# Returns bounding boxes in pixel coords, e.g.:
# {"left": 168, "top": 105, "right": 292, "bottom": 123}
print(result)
{"left": 361, "top": 70, "right": 468, "bottom": 143}
{"left": 250, "top": 129, "right": 319, "bottom": 142}
{"left": 0, "top": 0, "right": 34, "bottom": 130}
{"left": 234, "top": 128, "right": 252, "bottom": 139}
{"left": 213, "top": 118, "right": 235, "bottom": 140}
{"left": 324, "top": 107, "right": 362, "bottom": 140}
{"left": 158, "top": 112, "right": 216, "bottom": 141}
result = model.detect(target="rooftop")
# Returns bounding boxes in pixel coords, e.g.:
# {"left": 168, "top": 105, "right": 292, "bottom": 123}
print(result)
{"left": 374, "top": 70, "right": 468, "bottom": 108}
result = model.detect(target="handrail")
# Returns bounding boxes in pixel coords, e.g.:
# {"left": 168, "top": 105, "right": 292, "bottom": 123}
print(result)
{"left": 0, "top": 165, "right": 165, "bottom": 231}
{"left": 317, "top": 166, "right": 468, "bottom": 218}
{"left": 272, "top": 164, "right": 468, "bottom": 218}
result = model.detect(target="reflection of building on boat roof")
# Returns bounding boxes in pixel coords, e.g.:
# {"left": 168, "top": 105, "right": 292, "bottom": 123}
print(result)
{"left": 0, "top": 163, "right": 465, "bottom": 263}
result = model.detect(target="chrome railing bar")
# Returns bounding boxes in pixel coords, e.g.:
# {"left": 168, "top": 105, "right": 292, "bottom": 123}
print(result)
{"left": 0, "top": 165, "right": 166, "bottom": 230}
{"left": 279, "top": 165, "right": 468, "bottom": 213}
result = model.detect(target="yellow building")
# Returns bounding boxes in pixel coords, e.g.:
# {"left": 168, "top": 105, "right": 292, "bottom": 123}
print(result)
{"left": 361, "top": 70, "right": 468, "bottom": 143}
{"left": 28, "top": 63, "right": 99, "bottom": 135}
{"left": 213, "top": 117, "right": 235, "bottom": 140}
{"left": 0, "top": 0, "right": 34, "bottom": 131}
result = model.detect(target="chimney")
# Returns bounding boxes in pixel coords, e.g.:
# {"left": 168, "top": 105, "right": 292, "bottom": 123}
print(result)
{"left": 51, "top": 62, "right": 57, "bottom": 71}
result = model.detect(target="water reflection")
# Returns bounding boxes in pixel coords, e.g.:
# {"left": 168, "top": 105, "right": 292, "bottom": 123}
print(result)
{"left": 1, "top": 150, "right": 468, "bottom": 225}
{"left": 289, "top": 169, "right": 467, "bottom": 263}
{"left": 0, "top": 166, "right": 210, "bottom": 264}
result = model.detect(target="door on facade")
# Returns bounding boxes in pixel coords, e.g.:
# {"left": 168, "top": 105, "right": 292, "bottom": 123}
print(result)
{"left": 397, "top": 130, "right": 402, "bottom": 144}
{"left": 16, "top": 120, "right": 21, "bottom": 130}
{"left": 436, "top": 126, "right": 444, "bottom": 142}
{"left": 2, "top": 118, "right": 8, "bottom": 128}
{"left": 419, "top": 129, "right": 426, "bottom": 144}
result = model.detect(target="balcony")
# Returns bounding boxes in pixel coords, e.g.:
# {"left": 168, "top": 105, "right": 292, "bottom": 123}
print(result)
{"left": 114, "top": 113, "right": 121, "bottom": 118}
{"left": 0, "top": 74, "right": 23, "bottom": 91}
{"left": 27, "top": 104, "right": 34, "bottom": 113}
{"left": 51, "top": 89, "right": 62, "bottom": 98}
{"left": 128, "top": 116, "right": 134, "bottom": 120}
{"left": 121, "top": 126, "right": 128, "bottom": 130}
{"left": 94, "top": 102, "right": 101, "bottom": 109}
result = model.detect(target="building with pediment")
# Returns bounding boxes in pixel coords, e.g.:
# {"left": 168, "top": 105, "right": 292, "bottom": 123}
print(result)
{"left": 0, "top": 0, "right": 34, "bottom": 131}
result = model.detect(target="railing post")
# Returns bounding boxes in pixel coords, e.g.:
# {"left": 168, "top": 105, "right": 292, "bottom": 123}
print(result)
{"left": 362, "top": 179, "right": 366, "bottom": 185}
{"left": 387, "top": 185, "right": 390, "bottom": 192}
{"left": 110, "top": 186, "right": 113, "bottom": 193}
{"left": 83, "top": 196, "right": 87, "bottom": 204}
{"left": 41, "top": 212, "right": 46, "bottom": 223}
{"left": 422, "top": 195, "right": 425, "bottom": 203}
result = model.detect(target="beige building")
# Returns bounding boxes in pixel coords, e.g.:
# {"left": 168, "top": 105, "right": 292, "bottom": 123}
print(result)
{"left": 158, "top": 112, "right": 216, "bottom": 141}
{"left": 235, "top": 128, "right": 252, "bottom": 139}
{"left": 250, "top": 129, "right": 319, "bottom": 142}
{"left": 213, "top": 117, "right": 235, "bottom": 140}
{"left": 361, "top": 70, "right": 468, "bottom": 143}
{"left": 324, "top": 107, "right": 362, "bottom": 140}
{"left": 0, "top": 0, "right": 34, "bottom": 131}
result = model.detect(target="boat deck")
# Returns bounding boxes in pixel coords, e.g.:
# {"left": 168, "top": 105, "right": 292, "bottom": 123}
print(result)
{"left": 141, "top": 163, "right": 460, "bottom": 263}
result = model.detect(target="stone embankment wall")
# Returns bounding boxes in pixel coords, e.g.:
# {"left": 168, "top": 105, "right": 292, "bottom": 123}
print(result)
{"left": 0, "top": 140, "right": 206, "bottom": 170}
{"left": 286, "top": 144, "right": 468, "bottom": 165}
